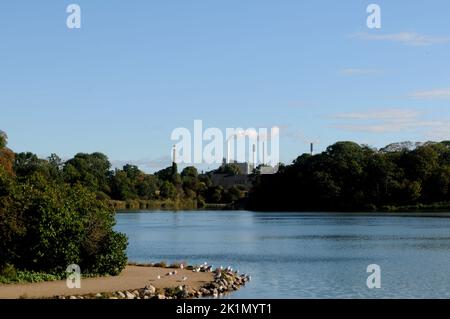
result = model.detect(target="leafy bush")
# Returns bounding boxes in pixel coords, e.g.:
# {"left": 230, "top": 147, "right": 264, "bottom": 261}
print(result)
{"left": 0, "top": 168, "right": 128, "bottom": 276}
{"left": 154, "top": 261, "right": 168, "bottom": 268}
{"left": 0, "top": 263, "right": 65, "bottom": 284}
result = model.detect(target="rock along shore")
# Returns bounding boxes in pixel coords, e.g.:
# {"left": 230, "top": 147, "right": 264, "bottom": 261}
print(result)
{"left": 57, "top": 263, "right": 251, "bottom": 300}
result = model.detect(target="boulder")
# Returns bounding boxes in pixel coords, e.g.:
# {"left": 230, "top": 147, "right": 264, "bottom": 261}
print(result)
{"left": 145, "top": 285, "right": 156, "bottom": 295}
{"left": 200, "top": 288, "right": 210, "bottom": 295}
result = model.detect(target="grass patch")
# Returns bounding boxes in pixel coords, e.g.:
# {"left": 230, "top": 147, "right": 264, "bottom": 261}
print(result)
{"left": 0, "top": 265, "right": 64, "bottom": 284}
{"left": 0, "top": 264, "right": 109, "bottom": 285}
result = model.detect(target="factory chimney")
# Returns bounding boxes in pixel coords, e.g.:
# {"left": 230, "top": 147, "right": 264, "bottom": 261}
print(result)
{"left": 172, "top": 145, "right": 176, "bottom": 164}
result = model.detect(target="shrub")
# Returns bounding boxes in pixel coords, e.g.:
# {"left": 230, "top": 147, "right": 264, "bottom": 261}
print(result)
{"left": 0, "top": 170, "right": 128, "bottom": 276}
{"left": 154, "top": 261, "right": 168, "bottom": 268}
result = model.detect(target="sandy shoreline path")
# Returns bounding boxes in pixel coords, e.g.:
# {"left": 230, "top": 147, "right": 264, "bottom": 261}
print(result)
{"left": 0, "top": 265, "right": 214, "bottom": 299}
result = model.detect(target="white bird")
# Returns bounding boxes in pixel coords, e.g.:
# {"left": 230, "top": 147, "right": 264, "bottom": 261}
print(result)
{"left": 182, "top": 276, "right": 188, "bottom": 281}
{"left": 156, "top": 275, "right": 161, "bottom": 280}
{"left": 180, "top": 264, "right": 184, "bottom": 269}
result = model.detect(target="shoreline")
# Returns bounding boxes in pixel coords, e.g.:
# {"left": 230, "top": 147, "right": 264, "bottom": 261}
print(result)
{"left": 0, "top": 264, "right": 250, "bottom": 299}
{"left": 115, "top": 204, "right": 450, "bottom": 214}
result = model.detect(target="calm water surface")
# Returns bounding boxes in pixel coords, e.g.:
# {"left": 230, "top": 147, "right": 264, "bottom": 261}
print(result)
{"left": 115, "top": 211, "right": 450, "bottom": 298}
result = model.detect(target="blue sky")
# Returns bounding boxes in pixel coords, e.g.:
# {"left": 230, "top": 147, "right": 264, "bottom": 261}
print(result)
{"left": 1, "top": 1, "right": 450, "bottom": 172}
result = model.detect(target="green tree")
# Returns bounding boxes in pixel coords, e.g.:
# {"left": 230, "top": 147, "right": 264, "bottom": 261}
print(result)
{"left": 181, "top": 166, "right": 199, "bottom": 194}
{"left": 0, "top": 131, "right": 14, "bottom": 175}
{"left": 0, "top": 130, "right": 6, "bottom": 149}
{"left": 14, "top": 152, "right": 43, "bottom": 178}
{"left": 136, "top": 175, "right": 159, "bottom": 200}
{"left": 110, "top": 169, "right": 133, "bottom": 200}
{"left": 63, "top": 153, "right": 112, "bottom": 194}
{"left": 217, "top": 163, "right": 241, "bottom": 175}
{"left": 160, "top": 180, "right": 177, "bottom": 199}
{"left": 0, "top": 171, "right": 127, "bottom": 275}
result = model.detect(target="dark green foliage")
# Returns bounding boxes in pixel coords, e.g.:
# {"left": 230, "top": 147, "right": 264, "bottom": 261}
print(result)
{"left": 14, "top": 152, "right": 43, "bottom": 178}
{"left": 160, "top": 180, "right": 177, "bottom": 199}
{"left": 216, "top": 163, "right": 241, "bottom": 175}
{"left": 0, "top": 132, "right": 128, "bottom": 278}
{"left": 0, "top": 264, "right": 65, "bottom": 284}
{"left": 248, "top": 141, "right": 450, "bottom": 211}
{"left": 63, "top": 152, "right": 112, "bottom": 194}
{"left": 0, "top": 167, "right": 127, "bottom": 275}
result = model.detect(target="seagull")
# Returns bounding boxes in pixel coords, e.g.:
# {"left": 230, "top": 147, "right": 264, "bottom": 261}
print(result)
{"left": 182, "top": 276, "right": 188, "bottom": 281}
{"left": 180, "top": 264, "right": 184, "bottom": 269}
{"left": 156, "top": 275, "right": 161, "bottom": 280}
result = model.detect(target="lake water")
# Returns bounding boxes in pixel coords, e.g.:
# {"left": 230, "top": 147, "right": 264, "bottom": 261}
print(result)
{"left": 115, "top": 211, "right": 450, "bottom": 299}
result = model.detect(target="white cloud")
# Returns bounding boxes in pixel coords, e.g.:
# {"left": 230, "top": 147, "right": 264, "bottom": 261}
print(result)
{"left": 409, "top": 87, "right": 450, "bottom": 100}
{"left": 111, "top": 155, "right": 172, "bottom": 172}
{"left": 351, "top": 32, "right": 450, "bottom": 46}
{"left": 424, "top": 123, "right": 450, "bottom": 141}
{"left": 340, "top": 68, "right": 383, "bottom": 76}
{"left": 331, "top": 108, "right": 445, "bottom": 135}
{"left": 332, "top": 109, "right": 420, "bottom": 121}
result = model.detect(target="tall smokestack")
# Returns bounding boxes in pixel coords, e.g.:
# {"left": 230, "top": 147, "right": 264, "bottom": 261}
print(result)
{"left": 172, "top": 145, "right": 176, "bottom": 164}
{"left": 227, "top": 139, "right": 231, "bottom": 163}
{"left": 262, "top": 142, "right": 265, "bottom": 165}
{"left": 310, "top": 143, "right": 314, "bottom": 155}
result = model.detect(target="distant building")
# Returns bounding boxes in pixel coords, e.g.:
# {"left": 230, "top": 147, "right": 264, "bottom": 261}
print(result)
{"left": 231, "top": 160, "right": 254, "bottom": 175}
{"left": 220, "top": 157, "right": 254, "bottom": 175}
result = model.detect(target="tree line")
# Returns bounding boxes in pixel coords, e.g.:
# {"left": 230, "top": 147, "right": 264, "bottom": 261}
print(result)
{"left": 3, "top": 146, "right": 246, "bottom": 210}
{"left": 248, "top": 141, "right": 450, "bottom": 211}
{"left": 0, "top": 129, "right": 249, "bottom": 279}
{"left": 0, "top": 131, "right": 128, "bottom": 278}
